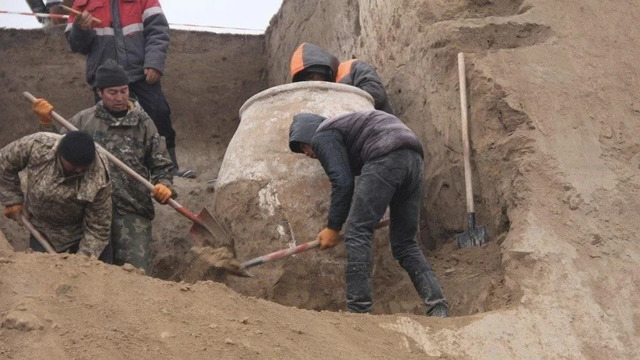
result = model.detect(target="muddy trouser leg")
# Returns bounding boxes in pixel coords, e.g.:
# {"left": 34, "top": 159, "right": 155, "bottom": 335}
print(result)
{"left": 388, "top": 150, "right": 448, "bottom": 315}
{"left": 111, "top": 211, "right": 152, "bottom": 274}
{"left": 345, "top": 154, "right": 398, "bottom": 313}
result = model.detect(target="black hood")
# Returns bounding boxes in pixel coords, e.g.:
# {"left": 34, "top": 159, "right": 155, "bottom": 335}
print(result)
{"left": 289, "top": 113, "right": 327, "bottom": 152}
{"left": 290, "top": 43, "right": 340, "bottom": 82}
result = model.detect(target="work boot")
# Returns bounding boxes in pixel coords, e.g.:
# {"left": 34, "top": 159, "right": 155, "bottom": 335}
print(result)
{"left": 167, "top": 147, "right": 196, "bottom": 179}
{"left": 427, "top": 303, "right": 450, "bottom": 318}
{"left": 345, "top": 262, "right": 373, "bottom": 313}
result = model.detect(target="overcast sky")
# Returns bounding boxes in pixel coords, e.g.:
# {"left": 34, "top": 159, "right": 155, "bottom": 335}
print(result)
{"left": 0, "top": 0, "right": 283, "bottom": 34}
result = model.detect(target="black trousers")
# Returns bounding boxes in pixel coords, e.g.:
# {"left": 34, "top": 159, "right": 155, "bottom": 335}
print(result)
{"left": 30, "top": 235, "right": 113, "bottom": 263}
{"left": 344, "top": 148, "right": 447, "bottom": 314}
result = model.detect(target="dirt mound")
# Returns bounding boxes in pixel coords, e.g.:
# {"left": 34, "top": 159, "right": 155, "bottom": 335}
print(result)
{"left": 2, "top": 0, "right": 640, "bottom": 358}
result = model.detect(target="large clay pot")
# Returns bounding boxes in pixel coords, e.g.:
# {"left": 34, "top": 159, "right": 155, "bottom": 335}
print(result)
{"left": 212, "top": 82, "right": 373, "bottom": 309}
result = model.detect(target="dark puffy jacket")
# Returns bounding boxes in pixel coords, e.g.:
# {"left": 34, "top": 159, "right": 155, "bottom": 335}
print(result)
{"left": 336, "top": 59, "right": 394, "bottom": 114}
{"left": 65, "top": 0, "right": 170, "bottom": 87}
{"left": 290, "top": 110, "right": 423, "bottom": 230}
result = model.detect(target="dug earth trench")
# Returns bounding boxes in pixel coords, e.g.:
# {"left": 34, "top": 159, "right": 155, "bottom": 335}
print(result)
{"left": 1, "top": 0, "right": 639, "bottom": 358}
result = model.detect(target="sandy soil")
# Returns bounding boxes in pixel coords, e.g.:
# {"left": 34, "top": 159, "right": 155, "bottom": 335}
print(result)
{"left": 1, "top": 0, "right": 640, "bottom": 358}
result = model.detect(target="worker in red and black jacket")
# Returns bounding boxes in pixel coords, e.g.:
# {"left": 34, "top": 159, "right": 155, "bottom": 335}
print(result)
{"left": 65, "top": 0, "right": 195, "bottom": 178}
{"left": 290, "top": 42, "right": 394, "bottom": 114}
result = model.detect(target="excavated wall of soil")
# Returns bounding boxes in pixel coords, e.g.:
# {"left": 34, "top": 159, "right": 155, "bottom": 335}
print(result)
{"left": 2, "top": 0, "right": 640, "bottom": 358}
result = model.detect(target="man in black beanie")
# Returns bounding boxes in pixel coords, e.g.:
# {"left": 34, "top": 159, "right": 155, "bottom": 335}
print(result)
{"left": 64, "top": 0, "right": 196, "bottom": 178}
{"left": 0, "top": 131, "right": 112, "bottom": 258}
{"left": 32, "top": 60, "right": 176, "bottom": 275}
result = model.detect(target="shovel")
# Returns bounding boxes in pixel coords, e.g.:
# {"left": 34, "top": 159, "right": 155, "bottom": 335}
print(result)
{"left": 455, "top": 53, "right": 489, "bottom": 248}
{"left": 240, "top": 218, "right": 391, "bottom": 270}
{"left": 22, "top": 92, "right": 228, "bottom": 249}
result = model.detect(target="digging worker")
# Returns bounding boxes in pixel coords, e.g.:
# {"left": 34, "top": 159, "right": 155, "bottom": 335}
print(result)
{"left": 64, "top": 0, "right": 196, "bottom": 178}
{"left": 33, "top": 59, "right": 175, "bottom": 275}
{"left": 0, "top": 131, "right": 112, "bottom": 259}
{"left": 288, "top": 110, "right": 449, "bottom": 317}
{"left": 290, "top": 42, "right": 394, "bottom": 114}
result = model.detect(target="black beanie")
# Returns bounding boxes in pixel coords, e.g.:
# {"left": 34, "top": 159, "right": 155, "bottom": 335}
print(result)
{"left": 58, "top": 131, "right": 96, "bottom": 167}
{"left": 95, "top": 59, "right": 129, "bottom": 89}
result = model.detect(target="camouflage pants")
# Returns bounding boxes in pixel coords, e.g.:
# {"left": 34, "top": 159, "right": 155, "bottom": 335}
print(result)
{"left": 111, "top": 212, "right": 152, "bottom": 274}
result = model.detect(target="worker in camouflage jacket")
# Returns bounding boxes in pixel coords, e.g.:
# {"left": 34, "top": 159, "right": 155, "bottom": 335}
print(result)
{"left": 34, "top": 59, "right": 175, "bottom": 274}
{"left": 0, "top": 131, "right": 111, "bottom": 258}
{"left": 289, "top": 110, "right": 448, "bottom": 317}
{"left": 290, "top": 42, "right": 394, "bottom": 114}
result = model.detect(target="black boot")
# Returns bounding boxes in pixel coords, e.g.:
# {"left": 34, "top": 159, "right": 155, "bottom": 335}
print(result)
{"left": 168, "top": 147, "right": 196, "bottom": 178}
{"left": 345, "top": 262, "right": 373, "bottom": 313}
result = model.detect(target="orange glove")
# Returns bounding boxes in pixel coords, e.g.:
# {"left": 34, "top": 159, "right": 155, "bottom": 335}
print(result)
{"left": 152, "top": 184, "right": 172, "bottom": 204}
{"left": 33, "top": 98, "right": 54, "bottom": 126}
{"left": 4, "top": 204, "right": 23, "bottom": 223}
{"left": 317, "top": 227, "right": 341, "bottom": 250}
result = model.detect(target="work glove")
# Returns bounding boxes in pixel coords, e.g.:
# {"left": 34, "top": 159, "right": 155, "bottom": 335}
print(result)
{"left": 152, "top": 184, "right": 172, "bottom": 204}
{"left": 33, "top": 98, "right": 53, "bottom": 126}
{"left": 144, "top": 68, "right": 162, "bottom": 84}
{"left": 3, "top": 204, "right": 24, "bottom": 225}
{"left": 317, "top": 227, "right": 341, "bottom": 250}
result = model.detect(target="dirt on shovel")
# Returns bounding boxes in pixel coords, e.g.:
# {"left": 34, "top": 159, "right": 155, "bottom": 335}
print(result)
{"left": 181, "top": 246, "right": 249, "bottom": 282}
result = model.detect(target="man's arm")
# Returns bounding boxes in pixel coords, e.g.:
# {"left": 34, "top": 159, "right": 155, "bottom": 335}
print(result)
{"left": 351, "top": 61, "right": 394, "bottom": 114}
{"left": 0, "top": 135, "right": 36, "bottom": 207}
{"left": 65, "top": 8, "right": 97, "bottom": 55}
{"left": 142, "top": 0, "right": 170, "bottom": 76}
{"left": 313, "top": 130, "right": 354, "bottom": 231}
{"left": 142, "top": 115, "right": 175, "bottom": 194}
{"left": 78, "top": 180, "right": 112, "bottom": 258}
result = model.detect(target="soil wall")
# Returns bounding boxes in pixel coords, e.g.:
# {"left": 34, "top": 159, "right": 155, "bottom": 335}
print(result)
{"left": 263, "top": 0, "right": 640, "bottom": 358}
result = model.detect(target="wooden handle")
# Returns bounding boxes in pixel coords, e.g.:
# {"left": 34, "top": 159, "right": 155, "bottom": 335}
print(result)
{"left": 240, "top": 218, "right": 391, "bottom": 269}
{"left": 458, "top": 53, "right": 474, "bottom": 213}
{"left": 21, "top": 215, "right": 56, "bottom": 254}
{"left": 60, "top": 5, "right": 102, "bottom": 23}
{"left": 22, "top": 92, "right": 193, "bottom": 218}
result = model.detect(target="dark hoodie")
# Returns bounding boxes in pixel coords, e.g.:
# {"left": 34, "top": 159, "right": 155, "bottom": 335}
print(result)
{"left": 289, "top": 110, "right": 422, "bottom": 230}
{"left": 289, "top": 43, "right": 394, "bottom": 114}
{"left": 290, "top": 43, "right": 340, "bottom": 83}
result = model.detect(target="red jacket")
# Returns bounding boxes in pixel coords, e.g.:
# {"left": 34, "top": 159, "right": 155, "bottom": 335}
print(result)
{"left": 65, "top": 0, "right": 170, "bottom": 87}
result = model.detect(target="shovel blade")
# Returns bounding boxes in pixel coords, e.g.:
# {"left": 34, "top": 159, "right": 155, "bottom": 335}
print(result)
{"left": 188, "top": 208, "right": 232, "bottom": 248}
{"left": 456, "top": 225, "right": 488, "bottom": 249}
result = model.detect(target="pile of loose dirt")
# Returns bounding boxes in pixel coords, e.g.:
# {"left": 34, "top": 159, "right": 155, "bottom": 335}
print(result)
{"left": 2, "top": 0, "right": 640, "bottom": 358}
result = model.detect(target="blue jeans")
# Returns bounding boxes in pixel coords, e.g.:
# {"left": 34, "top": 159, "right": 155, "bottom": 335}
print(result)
{"left": 344, "top": 149, "right": 447, "bottom": 313}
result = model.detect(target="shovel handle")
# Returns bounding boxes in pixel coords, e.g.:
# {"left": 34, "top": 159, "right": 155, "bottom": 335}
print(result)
{"left": 240, "top": 218, "right": 391, "bottom": 270}
{"left": 22, "top": 92, "right": 203, "bottom": 224}
{"left": 60, "top": 5, "right": 102, "bottom": 23}
{"left": 458, "top": 53, "right": 475, "bottom": 213}
{"left": 21, "top": 214, "right": 56, "bottom": 254}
